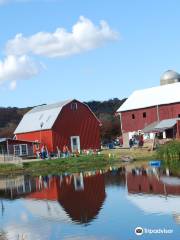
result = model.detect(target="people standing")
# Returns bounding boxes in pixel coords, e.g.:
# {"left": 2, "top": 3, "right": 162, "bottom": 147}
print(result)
{"left": 129, "top": 138, "right": 133, "bottom": 148}
{"left": 63, "top": 144, "right": 70, "bottom": 157}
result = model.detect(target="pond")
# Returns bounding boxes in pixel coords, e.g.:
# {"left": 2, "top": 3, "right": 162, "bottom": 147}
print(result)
{"left": 0, "top": 165, "right": 179, "bottom": 240}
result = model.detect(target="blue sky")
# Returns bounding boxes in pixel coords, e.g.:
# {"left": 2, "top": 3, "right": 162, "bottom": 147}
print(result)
{"left": 0, "top": 0, "right": 180, "bottom": 107}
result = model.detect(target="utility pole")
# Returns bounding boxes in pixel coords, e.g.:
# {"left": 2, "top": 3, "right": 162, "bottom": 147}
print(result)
{"left": 156, "top": 105, "right": 160, "bottom": 122}
{"left": 40, "top": 122, "right": 44, "bottom": 149}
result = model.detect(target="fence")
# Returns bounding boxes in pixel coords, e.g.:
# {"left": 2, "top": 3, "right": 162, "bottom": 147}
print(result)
{"left": 0, "top": 154, "right": 22, "bottom": 164}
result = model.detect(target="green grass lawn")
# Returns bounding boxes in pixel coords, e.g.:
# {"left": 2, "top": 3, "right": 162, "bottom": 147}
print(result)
{"left": 0, "top": 149, "right": 179, "bottom": 176}
{"left": 0, "top": 148, "right": 156, "bottom": 175}
{"left": 0, "top": 163, "right": 23, "bottom": 175}
{"left": 22, "top": 154, "right": 122, "bottom": 175}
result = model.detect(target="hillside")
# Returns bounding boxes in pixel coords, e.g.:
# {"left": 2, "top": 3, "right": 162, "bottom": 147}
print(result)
{"left": 85, "top": 98, "right": 126, "bottom": 140}
{"left": 0, "top": 107, "right": 32, "bottom": 138}
{"left": 0, "top": 98, "right": 126, "bottom": 140}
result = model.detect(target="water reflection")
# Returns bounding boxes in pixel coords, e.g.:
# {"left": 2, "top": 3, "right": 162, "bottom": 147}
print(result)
{"left": 0, "top": 175, "right": 36, "bottom": 199}
{"left": 127, "top": 167, "right": 180, "bottom": 195}
{"left": 26, "top": 173, "right": 106, "bottom": 224}
{"left": 0, "top": 166, "right": 179, "bottom": 239}
{"left": 126, "top": 166, "right": 180, "bottom": 226}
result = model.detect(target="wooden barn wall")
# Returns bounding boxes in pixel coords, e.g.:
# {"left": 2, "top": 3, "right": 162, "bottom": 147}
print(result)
{"left": 7, "top": 142, "right": 34, "bottom": 156}
{"left": 16, "top": 101, "right": 101, "bottom": 152}
{"left": 16, "top": 130, "right": 53, "bottom": 152}
{"left": 121, "top": 102, "right": 180, "bottom": 132}
{"left": 52, "top": 101, "right": 101, "bottom": 152}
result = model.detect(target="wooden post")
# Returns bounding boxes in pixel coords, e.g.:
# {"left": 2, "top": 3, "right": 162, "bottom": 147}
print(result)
{"left": 176, "top": 120, "right": 180, "bottom": 139}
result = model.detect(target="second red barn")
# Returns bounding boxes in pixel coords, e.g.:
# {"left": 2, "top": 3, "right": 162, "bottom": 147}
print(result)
{"left": 14, "top": 99, "right": 101, "bottom": 154}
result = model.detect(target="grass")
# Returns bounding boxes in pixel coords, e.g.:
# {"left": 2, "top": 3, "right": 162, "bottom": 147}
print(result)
{"left": 102, "top": 147, "right": 156, "bottom": 161}
{"left": 23, "top": 154, "right": 123, "bottom": 175}
{"left": 1, "top": 147, "right": 179, "bottom": 176}
{"left": 157, "top": 140, "right": 180, "bottom": 161}
{"left": 157, "top": 140, "right": 180, "bottom": 176}
{"left": 0, "top": 148, "right": 157, "bottom": 175}
{"left": 0, "top": 163, "right": 23, "bottom": 175}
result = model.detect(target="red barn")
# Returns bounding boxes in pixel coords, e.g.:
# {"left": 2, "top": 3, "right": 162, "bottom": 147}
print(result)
{"left": 117, "top": 71, "right": 180, "bottom": 147}
{"left": 14, "top": 99, "right": 101, "bottom": 153}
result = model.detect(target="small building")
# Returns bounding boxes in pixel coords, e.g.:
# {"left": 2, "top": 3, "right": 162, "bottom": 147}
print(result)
{"left": 0, "top": 138, "right": 35, "bottom": 162}
{"left": 117, "top": 70, "right": 180, "bottom": 147}
{"left": 143, "top": 118, "right": 180, "bottom": 139}
{"left": 14, "top": 99, "right": 101, "bottom": 154}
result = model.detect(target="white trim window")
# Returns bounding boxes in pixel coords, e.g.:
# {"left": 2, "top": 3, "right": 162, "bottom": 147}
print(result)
{"left": 14, "top": 145, "right": 20, "bottom": 156}
{"left": 14, "top": 144, "right": 28, "bottom": 156}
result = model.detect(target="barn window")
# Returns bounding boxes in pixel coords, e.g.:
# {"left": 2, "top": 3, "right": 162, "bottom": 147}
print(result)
{"left": 132, "top": 114, "right": 135, "bottom": 119}
{"left": 71, "top": 102, "right": 78, "bottom": 111}
{"left": 178, "top": 114, "right": 180, "bottom": 118}
{"left": 14, "top": 145, "right": 20, "bottom": 156}
{"left": 21, "top": 144, "right": 28, "bottom": 155}
{"left": 14, "top": 144, "right": 28, "bottom": 156}
{"left": 143, "top": 112, "right": 147, "bottom": 118}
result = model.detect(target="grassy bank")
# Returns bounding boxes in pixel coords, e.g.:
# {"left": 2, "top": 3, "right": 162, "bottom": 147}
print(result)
{"left": 0, "top": 163, "right": 23, "bottom": 175}
{"left": 0, "top": 154, "right": 121, "bottom": 176}
{"left": 157, "top": 140, "right": 180, "bottom": 161}
{"left": 157, "top": 140, "right": 180, "bottom": 176}
{"left": 1, "top": 147, "right": 179, "bottom": 176}
{"left": 23, "top": 155, "right": 122, "bottom": 175}
{"left": 0, "top": 148, "right": 155, "bottom": 175}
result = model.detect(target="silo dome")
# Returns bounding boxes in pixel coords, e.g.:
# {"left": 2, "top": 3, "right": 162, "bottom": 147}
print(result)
{"left": 160, "top": 70, "right": 180, "bottom": 85}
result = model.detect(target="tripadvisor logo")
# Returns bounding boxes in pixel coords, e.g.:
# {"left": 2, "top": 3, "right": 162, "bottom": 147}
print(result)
{"left": 135, "top": 227, "right": 144, "bottom": 236}
{"left": 134, "top": 227, "right": 173, "bottom": 236}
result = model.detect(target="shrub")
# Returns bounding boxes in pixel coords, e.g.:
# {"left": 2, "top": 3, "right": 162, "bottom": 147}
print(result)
{"left": 157, "top": 140, "right": 180, "bottom": 162}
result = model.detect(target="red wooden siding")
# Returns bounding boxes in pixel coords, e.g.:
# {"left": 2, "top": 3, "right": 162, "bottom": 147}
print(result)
{"left": 16, "top": 100, "right": 101, "bottom": 153}
{"left": 52, "top": 101, "right": 100, "bottom": 152}
{"left": 16, "top": 130, "right": 53, "bottom": 152}
{"left": 121, "top": 102, "right": 180, "bottom": 133}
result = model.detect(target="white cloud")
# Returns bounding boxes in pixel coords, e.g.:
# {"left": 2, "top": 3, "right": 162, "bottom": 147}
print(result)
{"left": 9, "top": 80, "right": 17, "bottom": 90}
{"left": 6, "top": 16, "right": 118, "bottom": 58}
{"left": 0, "top": 55, "right": 41, "bottom": 86}
{"left": 0, "top": 0, "right": 9, "bottom": 4}
{"left": 0, "top": 16, "right": 118, "bottom": 90}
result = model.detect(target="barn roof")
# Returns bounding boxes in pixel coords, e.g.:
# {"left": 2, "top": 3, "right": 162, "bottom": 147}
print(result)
{"left": 14, "top": 99, "right": 73, "bottom": 134}
{"left": 0, "top": 138, "right": 36, "bottom": 143}
{"left": 117, "top": 82, "right": 180, "bottom": 112}
{"left": 154, "top": 118, "right": 179, "bottom": 130}
{"left": 143, "top": 118, "right": 180, "bottom": 133}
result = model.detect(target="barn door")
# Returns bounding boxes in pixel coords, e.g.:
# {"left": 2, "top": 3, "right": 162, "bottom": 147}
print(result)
{"left": 70, "top": 136, "right": 80, "bottom": 153}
